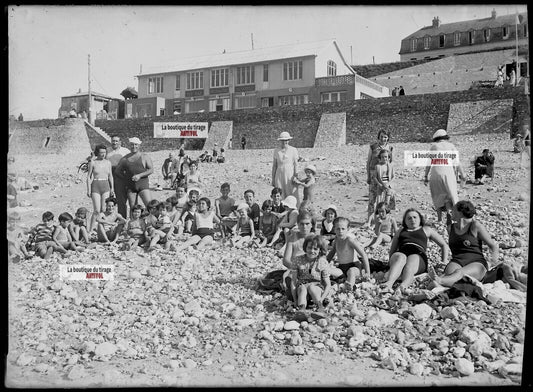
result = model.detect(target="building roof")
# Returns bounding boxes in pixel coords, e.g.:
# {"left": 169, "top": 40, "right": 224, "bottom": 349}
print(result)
{"left": 139, "top": 39, "right": 348, "bottom": 76}
{"left": 404, "top": 12, "right": 528, "bottom": 40}
{"left": 62, "top": 90, "right": 114, "bottom": 100}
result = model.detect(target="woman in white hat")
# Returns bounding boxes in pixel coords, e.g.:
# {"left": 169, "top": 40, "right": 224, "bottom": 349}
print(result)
{"left": 424, "top": 129, "right": 465, "bottom": 224}
{"left": 115, "top": 137, "right": 154, "bottom": 216}
{"left": 272, "top": 131, "right": 300, "bottom": 205}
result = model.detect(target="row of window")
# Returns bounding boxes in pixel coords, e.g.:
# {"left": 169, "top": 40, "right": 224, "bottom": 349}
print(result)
{"left": 148, "top": 59, "right": 338, "bottom": 94}
{"left": 169, "top": 91, "right": 347, "bottom": 114}
{"left": 410, "top": 24, "right": 528, "bottom": 51}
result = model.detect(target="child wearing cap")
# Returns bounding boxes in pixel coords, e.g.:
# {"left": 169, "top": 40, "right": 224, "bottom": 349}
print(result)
{"left": 293, "top": 164, "right": 316, "bottom": 204}
{"left": 230, "top": 203, "right": 255, "bottom": 248}
{"left": 69, "top": 207, "right": 90, "bottom": 244}
{"left": 320, "top": 205, "right": 338, "bottom": 247}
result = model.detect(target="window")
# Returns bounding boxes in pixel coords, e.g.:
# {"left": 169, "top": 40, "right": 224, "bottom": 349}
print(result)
{"left": 283, "top": 60, "right": 303, "bottom": 81}
{"left": 424, "top": 36, "right": 430, "bottom": 49}
{"left": 327, "top": 60, "right": 337, "bottom": 76}
{"left": 148, "top": 76, "right": 164, "bottom": 94}
{"left": 210, "top": 68, "right": 229, "bottom": 88}
{"left": 234, "top": 95, "right": 256, "bottom": 109}
{"left": 236, "top": 66, "right": 255, "bottom": 85}
{"left": 261, "top": 97, "right": 274, "bottom": 107}
{"left": 185, "top": 100, "right": 204, "bottom": 113}
{"left": 503, "top": 26, "right": 509, "bottom": 39}
{"left": 173, "top": 101, "right": 181, "bottom": 114}
{"left": 410, "top": 39, "right": 417, "bottom": 52}
{"left": 469, "top": 31, "right": 475, "bottom": 44}
{"left": 278, "top": 94, "right": 308, "bottom": 106}
{"left": 321, "top": 91, "right": 347, "bottom": 103}
{"left": 524, "top": 24, "right": 528, "bottom": 38}
{"left": 439, "top": 34, "right": 445, "bottom": 48}
{"left": 263, "top": 64, "right": 269, "bottom": 82}
{"left": 175, "top": 74, "right": 180, "bottom": 90}
{"left": 484, "top": 29, "right": 490, "bottom": 42}
{"left": 454, "top": 32, "right": 461, "bottom": 46}
{"left": 186, "top": 71, "right": 204, "bottom": 90}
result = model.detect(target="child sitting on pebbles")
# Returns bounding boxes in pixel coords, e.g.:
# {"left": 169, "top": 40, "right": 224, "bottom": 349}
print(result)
{"left": 230, "top": 203, "right": 255, "bottom": 248}
{"left": 363, "top": 202, "right": 397, "bottom": 250}
{"left": 290, "top": 234, "right": 331, "bottom": 313}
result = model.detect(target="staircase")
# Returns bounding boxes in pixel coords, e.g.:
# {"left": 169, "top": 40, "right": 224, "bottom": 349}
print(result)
{"left": 313, "top": 112, "right": 346, "bottom": 148}
{"left": 203, "top": 121, "right": 233, "bottom": 150}
{"left": 447, "top": 99, "right": 514, "bottom": 136}
{"left": 84, "top": 120, "right": 112, "bottom": 148}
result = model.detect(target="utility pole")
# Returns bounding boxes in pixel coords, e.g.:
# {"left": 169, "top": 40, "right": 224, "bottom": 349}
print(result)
{"left": 350, "top": 45, "right": 353, "bottom": 65}
{"left": 251, "top": 33, "right": 254, "bottom": 50}
{"left": 88, "top": 54, "right": 93, "bottom": 125}
{"left": 515, "top": 10, "right": 519, "bottom": 81}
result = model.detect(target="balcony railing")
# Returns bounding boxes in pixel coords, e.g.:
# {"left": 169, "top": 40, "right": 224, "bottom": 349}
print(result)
{"left": 355, "top": 74, "right": 384, "bottom": 93}
{"left": 315, "top": 74, "right": 355, "bottom": 87}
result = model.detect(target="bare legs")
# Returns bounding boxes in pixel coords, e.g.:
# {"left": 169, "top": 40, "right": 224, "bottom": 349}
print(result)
{"left": 381, "top": 252, "right": 423, "bottom": 293}
{"left": 89, "top": 191, "right": 109, "bottom": 232}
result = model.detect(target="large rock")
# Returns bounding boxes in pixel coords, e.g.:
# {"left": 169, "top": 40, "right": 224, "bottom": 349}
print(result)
{"left": 283, "top": 321, "right": 300, "bottom": 331}
{"left": 455, "top": 358, "right": 475, "bottom": 376}
{"left": 440, "top": 306, "right": 459, "bottom": 320}
{"left": 365, "top": 310, "right": 398, "bottom": 327}
{"left": 95, "top": 342, "right": 117, "bottom": 357}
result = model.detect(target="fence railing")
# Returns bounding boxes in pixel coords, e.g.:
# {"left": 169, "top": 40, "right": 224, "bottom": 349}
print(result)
{"left": 315, "top": 74, "right": 355, "bottom": 87}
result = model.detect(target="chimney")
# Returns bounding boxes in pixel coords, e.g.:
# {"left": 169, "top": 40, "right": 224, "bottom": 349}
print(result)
{"left": 491, "top": 8, "right": 496, "bottom": 19}
{"left": 432, "top": 16, "right": 440, "bottom": 28}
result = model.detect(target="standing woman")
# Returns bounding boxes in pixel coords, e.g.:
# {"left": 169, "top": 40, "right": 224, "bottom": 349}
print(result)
{"left": 366, "top": 130, "right": 393, "bottom": 226}
{"left": 87, "top": 144, "right": 114, "bottom": 233}
{"left": 424, "top": 129, "right": 465, "bottom": 224}
{"left": 272, "top": 131, "right": 299, "bottom": 205}
{"left": 115, "top": 137, "right": 154, "bottom": 216}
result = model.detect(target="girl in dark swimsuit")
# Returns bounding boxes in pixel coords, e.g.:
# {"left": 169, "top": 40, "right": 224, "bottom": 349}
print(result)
{"left": 429, "top": 200, "right": 498, "bottom": 288}
{"left": 381, "top": 208, "right": 448, "bottom": 295}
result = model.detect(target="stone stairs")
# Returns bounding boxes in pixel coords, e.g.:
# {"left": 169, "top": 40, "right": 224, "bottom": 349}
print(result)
{"left": 313, "top": 112, "right": 346, "bottom": 148}
{"left": 84, "top": 120, "right": 112, "bottom": 149}
{"left": 447, "top": 99, "right": 514, "bottom": 136}
{"left": 203, "top": 121, "right": 233, "bottom": 150}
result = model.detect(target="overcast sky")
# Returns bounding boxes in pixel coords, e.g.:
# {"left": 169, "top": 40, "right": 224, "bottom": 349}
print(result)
{"left": 8, "top": 4, "right": 527, "bottom": 120}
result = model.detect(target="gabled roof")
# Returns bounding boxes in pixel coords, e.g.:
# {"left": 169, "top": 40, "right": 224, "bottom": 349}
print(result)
{"left": 139, "top": 39, "right": 344, "bottom": 76}
{"left": 404, "top": 12, "right": 528, "bottom": 40}
{"left": 62, "top": 91, "right": 114, "bottom": 100}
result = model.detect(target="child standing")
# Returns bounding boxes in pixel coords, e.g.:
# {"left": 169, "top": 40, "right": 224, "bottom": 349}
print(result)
{"left": 96, "top": 197, "right": 126, "bottom": 244}
{"left": 123, "top": 204, "right": 147, "bottom": 250}
{"left": 215, "top": 182, "right": 237, "bottom": 237}
{"left": 231, "top": 203, "right": 255, "bottom": 248}
{"left": 256, "top": 200, "right": 279, "bottom": 247}
{"left": 320, "top": 205, "right": 337, "bottom": 247}
{"left": 364, "top": 202, "right": 397, "bottom": 250}
{"left": 27, "top": 211, "right": 67, "bottom": 259}
{"left": 69, "top": 207, "right": 90, "bottom": 244}
{"left": 244, "top": 189, "right": 261, "bottom": 231}
{"left": 293, "top": 164, "right": 317, "bottom": 204}
{"left": 290, "top": 234, "right": 331, "bottom": 312}
{"left": 216, "top": 148, "right": 226, "bottom": 163}
{"left": 173, "top": 197, "right": 221, "bottom": 251}
{"left": 54, "top": 213, "right": 86, "bottom": 252}
{"left": 374, "top": 150, "right": 395, "bottom": 210}
{"left": 327, "top": 217, "right": 370, "bottom": 291}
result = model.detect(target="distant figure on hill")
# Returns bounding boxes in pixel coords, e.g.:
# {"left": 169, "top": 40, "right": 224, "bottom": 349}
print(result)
{"left": 509, "top": 68, "right": 516, "bottom": 87}
{"left": 17, "top": 113, "right": 23, "bottom": 121}
{"left": 241, "top": 135, "right": 247, "bottom": 150}
{"left": 399, "top": 86, "right": 405, "bottom": 96}
{"left": 391, "top": 87, "right": 398, "bottom": 96}
{"left": 495, "top": 66, "right": 504, "bottom": 88}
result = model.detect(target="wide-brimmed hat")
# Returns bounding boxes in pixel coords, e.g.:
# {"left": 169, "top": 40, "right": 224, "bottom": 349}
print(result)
{"left": 129, "top": 137, "right": 142, "bottom": 145}
{"left": 432, "top": 129, "right": 448, "bottom": 140}
{"left": 322, "top": 204, "right": 337, "bottom": 217}
{"left": 277, "top": 132, "right": 293, "bottom": 141}
{"left": 304, "top": 164, "right": 317, "bottom": 175}
{"left": 282, "top": 195, "right": 297, "bottom": 209}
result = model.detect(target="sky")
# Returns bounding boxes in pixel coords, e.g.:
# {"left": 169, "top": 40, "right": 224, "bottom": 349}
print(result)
{"left": 8, "top": 4, "right": 528, "bottom": 120}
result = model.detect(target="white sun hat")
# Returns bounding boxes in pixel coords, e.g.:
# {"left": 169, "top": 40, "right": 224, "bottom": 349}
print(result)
{"left": 129, "top": 137, "right": 142, "bottom": 144}
{"left": 282, "top": 195, "right": 297, "bottom": 209}
{"left": 277, "top": 131, "right": 293, "bottom": 141}
{"left": 432, "top": 129, "right": 448, "bottom": 140}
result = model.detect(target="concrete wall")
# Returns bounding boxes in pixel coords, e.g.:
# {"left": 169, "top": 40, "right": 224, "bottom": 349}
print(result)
{"left": 9, "top": 118, "right": 92, "bottom": 156}
{"left": 95, "top": 86, "right": 528, "bottom": 151}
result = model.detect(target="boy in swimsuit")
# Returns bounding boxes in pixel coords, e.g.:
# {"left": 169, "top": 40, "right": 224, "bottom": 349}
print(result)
{"left": 123, "top": 204, "right": 147, "bottom": 250}
{"left": 69, "top": 207, "right": 90, "bottom": 244}
{"left": 96, "top": 197, "right": 126, "bottom": 244}
{"left": 53, "top": 212, "right": 86, "bottom": 252}
{"left": 327, "top": 217, "right": 370, "bottom": 291}
{"left": 28, "top": 211, "right": 67, "bottom": 259}
{"left": 215, "top": 182, "right": 237, "bottom": 237}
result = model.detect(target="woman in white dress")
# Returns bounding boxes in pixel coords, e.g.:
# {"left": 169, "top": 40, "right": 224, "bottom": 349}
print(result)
{"left": 424, "top": 129, "right": 465, "bottom": 225}
{"left": 272, "top": 132, "right": 299, "bottom": 205}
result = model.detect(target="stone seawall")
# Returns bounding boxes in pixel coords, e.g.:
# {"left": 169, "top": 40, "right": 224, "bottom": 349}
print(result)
{"left": 95, "top": 86, "right": 528, "bottom": 151}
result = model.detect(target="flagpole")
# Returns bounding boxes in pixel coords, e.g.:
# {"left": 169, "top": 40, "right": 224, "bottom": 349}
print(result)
{"left": 515, "top": 10, "right": 519, "bottom": 82}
